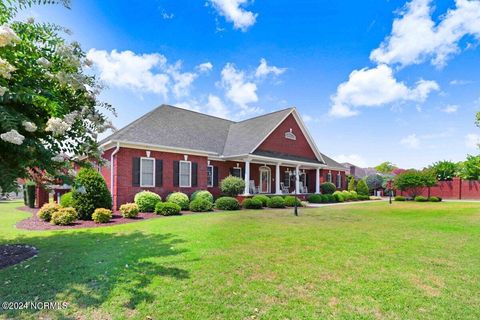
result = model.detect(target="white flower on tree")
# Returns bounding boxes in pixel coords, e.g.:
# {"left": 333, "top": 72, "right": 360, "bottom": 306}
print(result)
{"left": 45, "top": 117, "right": 71, "bottom": 136}
{"left": 0, "top": 57, "right": 15, "bottom": 79}
{"left": 0, "top": 86, "right": 6, "bottom": 96}
{"left": 51, "top": 153, "right": 68, "bottom": 162}
{"left": 36, "top": 57, "right": 51, "bottom": 68}
{"left": 0, "top": 129, "right": 25, "bottom": 145}
{"left": 0, "top": 25, "right": 20, "bottom": 47}
{"left": 22, "top": 121, "right": 37, "bottom": 132}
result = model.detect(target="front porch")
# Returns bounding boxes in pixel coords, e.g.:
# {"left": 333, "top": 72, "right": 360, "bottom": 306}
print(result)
{"left": 224, "top": 154, "right": 325, "bottom": 196}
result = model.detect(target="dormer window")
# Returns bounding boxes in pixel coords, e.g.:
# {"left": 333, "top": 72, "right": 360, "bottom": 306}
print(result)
{"left": 285, "top": 128, "right": 296, "bottom": 140}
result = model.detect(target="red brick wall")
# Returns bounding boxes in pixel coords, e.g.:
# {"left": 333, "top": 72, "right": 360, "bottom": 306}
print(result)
{"left": 400, "top": 177, "right": 480, "bottom": 199}
{"left": 318, "top": 169, "right": 345, "bottom": 190}
{"left": 255, "top": 114, "right": 317, "bottom": 160}
{"left": 106, "top": 147, "right": 209, "bottom": 209}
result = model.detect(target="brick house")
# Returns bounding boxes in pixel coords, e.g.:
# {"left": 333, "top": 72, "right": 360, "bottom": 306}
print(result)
{"left": 100, "top": 105, "right": 346, "bottom": 209}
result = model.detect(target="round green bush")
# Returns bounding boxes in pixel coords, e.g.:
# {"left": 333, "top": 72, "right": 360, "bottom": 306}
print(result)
{"left": 307, "top": 194, "right": 322, "bottom": 203}
{"left": 60, "top": 191, "right": 73, "bottom": 207}
{"left": 134, "top": 191, "right": 161, "bottom": 212}
{"left": 252, "top": 195, "right": 269, "bottom": 207}
{"left": 220, "top": 176, "right": 245, "bottom": 196}
{"left": 428, "top": 196, "right": 440, "bottom": 202}
{"left": 321, "top": 194, "right": 336, "bottom": 203}
{"left": 334, "top": 193, "right": 344, "bottom": 202}
{"left": 92, "top": 208, "right": 112, "bottom": 223}
{"left": 415, "top": 196, "right": 428, "bottom": 202}
{"left": 189, "top": 199, "right": 214, "bottom": 212}
{"left": 72, "top": 168, "right": 112, "bottom": 220}
{"left": 242, "top": 198, "right": 263, "bottom": 209}
{"left": 267, "top": 196, "right": 285, "bottom": 208}
{"left": 320, "top": 182, "right": 336, "bottom": 194}
{"left": 120, "top": 203, "right": 139, "bottom": 218}
{"left": 394, "top": 196, "right": 406, "bottom": 201}
{"left": 167, "top": 192, "right": 190, "bottom": 210}
{"left": 284, "top": 196, "right": 301, "bottom": 207}
{"left": 215, "top": 197, "right": 240, "bottom": 210}
{"left": 190, "top": 190, "right": 214, "bottom": 203}
{"left": 51, "top": 207, "right": 77, "bottom": 225}
{"left": 155, "top": 202, "right": 181, "bottom": 216}
{"left": 37, "top": 203, "right": 60, "bottom": 222}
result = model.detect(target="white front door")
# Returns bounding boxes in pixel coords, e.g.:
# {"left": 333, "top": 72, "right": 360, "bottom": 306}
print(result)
{"left": 259, "top": 167, "right": 271, "bottom": 193}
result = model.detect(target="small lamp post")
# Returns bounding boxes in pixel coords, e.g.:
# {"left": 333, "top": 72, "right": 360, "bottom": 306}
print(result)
{"left": 289, "top": 169, "right": 299, "bottom": 216}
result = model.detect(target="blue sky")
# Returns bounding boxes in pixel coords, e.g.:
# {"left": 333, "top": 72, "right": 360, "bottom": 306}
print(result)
{"left": 18, "top": 0, "right": 480, "bottom": 168}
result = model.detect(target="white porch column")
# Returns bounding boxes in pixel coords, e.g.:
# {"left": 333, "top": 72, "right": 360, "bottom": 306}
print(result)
{"left": 315, "top": 167, "right": 320, "bottom": 194}
{"left": 243, "top": 160, "right": 251, "bottom": 195}
{"left": 275, "top": 163, "right": 281, "bottom": 195}
{"left": 295, "top": 164, "right": 300, "bottom": 194}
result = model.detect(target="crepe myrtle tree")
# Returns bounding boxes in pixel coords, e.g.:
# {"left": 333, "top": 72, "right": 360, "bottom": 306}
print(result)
{"left": 0, "top": 1, "right": 115, "bottom": 191}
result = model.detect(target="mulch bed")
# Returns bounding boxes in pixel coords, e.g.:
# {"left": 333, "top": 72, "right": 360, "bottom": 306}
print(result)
{"left": 0, "top": 244, "right": 38, "bottom": 269}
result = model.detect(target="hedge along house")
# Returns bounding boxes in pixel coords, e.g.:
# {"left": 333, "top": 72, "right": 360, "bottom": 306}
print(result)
{"left": 99, "top": 105, "right": 346, "bottom": 209}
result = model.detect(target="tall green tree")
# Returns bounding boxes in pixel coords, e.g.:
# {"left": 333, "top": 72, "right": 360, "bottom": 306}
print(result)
{"left": 429, "top": 160, "right": 458, "bottom": 181}
{"left": 393, "top": 170, "right": 436, "bottom": 198}
{"left": 458, "top": 155, "right": 480, "bottom": 180}
{"left": 0, "top": 1, "right": 115, "bottom": 190}
{"left": 374, "top": 161, "right": 397, "bottom": 174}
{"left": 356, "top": 179, "right": 369, "bottom": 196}
{"left": 347, "top": 176, "right": 355, "bottom": 191}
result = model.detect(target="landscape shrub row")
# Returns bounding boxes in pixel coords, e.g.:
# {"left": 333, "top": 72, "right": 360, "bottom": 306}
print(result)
{"left": 394, "top": 195, "right": 442, "bottom": 202}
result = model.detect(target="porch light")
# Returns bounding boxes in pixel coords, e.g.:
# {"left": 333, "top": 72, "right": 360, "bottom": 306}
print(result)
{"left": 146, "top": 150, "right": 151, "bottom": 157}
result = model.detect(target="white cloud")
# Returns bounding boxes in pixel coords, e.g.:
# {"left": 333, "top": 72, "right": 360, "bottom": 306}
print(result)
{"left": 87, "top": 49, "right": 170, "bottom": 96}
{"left": 370, "top": 0, "right": 480, "bottom": 68}
{"left": 400, "top": 134, "right": 420, "bottom": 149}
{"left": 255, "top": 58, "right": 286, "bottom": 78}
{"left": 465, "top": 133, "right": 480, "bottom": 149}
{"left": 450, "top": 79, "right": 473, "bottom": 85}
{"left": 441, "top": 104, "right": 459, "bottom": 113}
{"left": 166, "top": 61, "right": 198, "bottom": 98}
{"left": 220, "top": 62, "right": 259, "bottom": 112}
{"left": 176, "top": 94, "right": 230, "bottom": 119}
{"left": 196, "top": 62, "right": 213, "bottom": 73}
{"left": 329, "top": 64, "right": 439, "bottom": 117}
{"left": 334, "top": 154, "right": 368, "bottom": 167}
{"left": 209, "top": 0, "right": 257, "bottom": 31}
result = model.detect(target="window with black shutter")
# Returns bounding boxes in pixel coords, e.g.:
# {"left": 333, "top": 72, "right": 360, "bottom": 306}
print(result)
{"left": 155, "top": 159, "right": 163, "bottom": 187}
{"left": 191, "top": 162, "right": 198, "bottom": 187}
{"left": 173, "top": 161, "right": 179, "bottom": 187}
{"left": 132, "top": 157, "right": 140, "bottom": 186}
{"left": 213, "top": 166, "right": 219, "bottom": 187}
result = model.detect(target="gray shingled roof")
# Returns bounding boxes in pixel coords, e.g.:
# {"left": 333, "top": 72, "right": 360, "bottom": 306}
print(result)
{"left": 101, "top": 105, "right": 342, "bottom": 168}
{"left": 252, "top": 150, "right": 323, "bottom": 164}
{"left": 320, "top": 153, "right": 346, "bottom": 171}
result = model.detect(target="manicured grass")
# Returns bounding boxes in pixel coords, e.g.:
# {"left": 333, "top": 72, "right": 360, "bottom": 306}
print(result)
{"left": 1, "top": 200, "right": 480, "bottom": 319}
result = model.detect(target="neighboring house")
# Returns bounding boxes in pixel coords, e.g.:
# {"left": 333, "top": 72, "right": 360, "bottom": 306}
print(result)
{"left": 100, "top": 105, "right": 346, "bottom": 209}
{"left": 342, "top": 162, "right": 378, "bottom": 180}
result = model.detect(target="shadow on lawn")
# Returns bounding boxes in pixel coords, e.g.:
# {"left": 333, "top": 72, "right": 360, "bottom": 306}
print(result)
{"left": 0, "top": 230, "right": 190, "bottom": 319}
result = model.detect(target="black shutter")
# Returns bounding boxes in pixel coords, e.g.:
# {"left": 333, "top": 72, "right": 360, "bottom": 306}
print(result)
{"left": 173, "top": 161, "right": 179, "bottom": 187}
{"left": 229, "top": 168, "right": 234, "bottom": 176}
{"left": 132, "top": 157, "right": 140, "bottom": 186}
{"left": 155, "top": 160, "right": 163, "bottom": 187}
{"left": 213, "top": 166, "right": 219, "bottom": 187}
{"left": 242, "top": 167, "right": 245, "bottom": 180}
{"left": 192, "top": 162, "right": 198, "bottom": 187}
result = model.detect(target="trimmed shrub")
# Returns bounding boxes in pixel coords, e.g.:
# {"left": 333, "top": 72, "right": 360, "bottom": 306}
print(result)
{"left": 120, "top": 203, "right": 139, "bottom": 218}
{"left": 242, "top": 198, "right": 263, "bottom": 209}
{"left": 307, "top": 194, "right": 322, "bottom": 203}
{"left": 394, "top": 196, "right": 406, "bottom": 201}
{"left": 37, "top": 203, "right": 60, "bottom": 222}
{"left": 429, "top": 196, "right": 440, "bottom": 202}
{"left": 322, "top": 194, "right": 337, "bottom": 203}
{"left": 167, "top": 192, "right": 190, "bottom": 210}
{"left": 252, "top": 195, "right": 269, "bottom": 207}
{"left": 134, "top": 191, "right": 161, "bottom": 212}
{"left": 190, "top": 190, "right": 214, "bottom": 203}
{"left": 60, "top": 191, "right": 73, "bottom": 207}
{"left": 215, "top": 197, "right": 240, "bottom": 210}
{"left": 414, "top": 196, "right": 428, "bottom": 202}
{"left": 267, "top": 196, "right": 286, "bottom": 208}
{"left": 73, "top": 168, "right": 112, "bottom": 220}
{"left": 284, "top": 196, "right": 301, "bottom": 207}
{"left": 51, "top": 207, "right": 77, "bottom": 225}
{"left": 220, "top": 176, "right": 245, "bottom": 197}
{"left": 25, "top": 181, "right": 36, "bottom": 208}
{"left": 357, "top": 195, "right": 370, "bottom": 201}
{"left": 320, "top": 182, "right": 336, "bottom": 195}
{"left": 334, "top": 193, "right": 344, "bottom": 202}
{"left": 92, "top": 208, "right": 112, "bottom": 223}
{"left": 155, "top": 202, "right": 181, "bottom": 216}
{"left": 189, "top": 199, "right": 214, "bottom": 212}
{"left": 356, "top": 179, "right": 369, "bottom": 196}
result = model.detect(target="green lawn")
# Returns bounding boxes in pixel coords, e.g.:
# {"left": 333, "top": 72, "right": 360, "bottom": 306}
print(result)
{"left": 1, "top": 200, "right": 480, "bottom": 319}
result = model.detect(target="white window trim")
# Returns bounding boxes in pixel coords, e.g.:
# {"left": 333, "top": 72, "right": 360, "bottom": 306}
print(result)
{"left": 336, "top": 173, "right": 342, "bottom": 188}
{"left": 232, "top": 166, "right": 242, "bottom": 178}
{"left": 300, "top": 172, "right": 307, "bottom": 188}
{"left": 259, "top": 166, "right": 271, "bottom": 193}
{"left": 179, "top": 160, "right": 192, "bottom": 188}
{"left": 284, "top": 171, "right": 291, "bottom": 187}
{"left": 207, "top": 165, "right": 214, "bottom": 187}
{"left": 140, "top": 157, "right": 155, "bottom": 188}
{"left": 327, "top": 171, "right": 332, "bottom": 183}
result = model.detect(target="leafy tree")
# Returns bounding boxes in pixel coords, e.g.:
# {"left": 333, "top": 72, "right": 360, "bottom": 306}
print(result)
{"left": 429, "top": 160, "right": 458, "bottom": 181}
{"left": 0, "top": 1, "right": 115, "bottom": 191}
{"left": 458, "top": 155, "right": 480, "bottom": 180}
{"left": 356, "top": 179, "right": 369, "bottom": 196}
{"left": 347, "top": 176, "right": 355, "bottom": 191}
{"left": 374, "top": 161, "right": 397, "bottom": 174}
{"left": 393, "top": 170, "right": 436, "bottom": 198}
{"left": 365, "top": 174, "right": 383, "bottom": 191}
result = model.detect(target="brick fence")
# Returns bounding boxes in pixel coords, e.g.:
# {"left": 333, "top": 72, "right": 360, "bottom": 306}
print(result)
{"left": 400, "top": 177, "right": 480, "bottom": 199}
